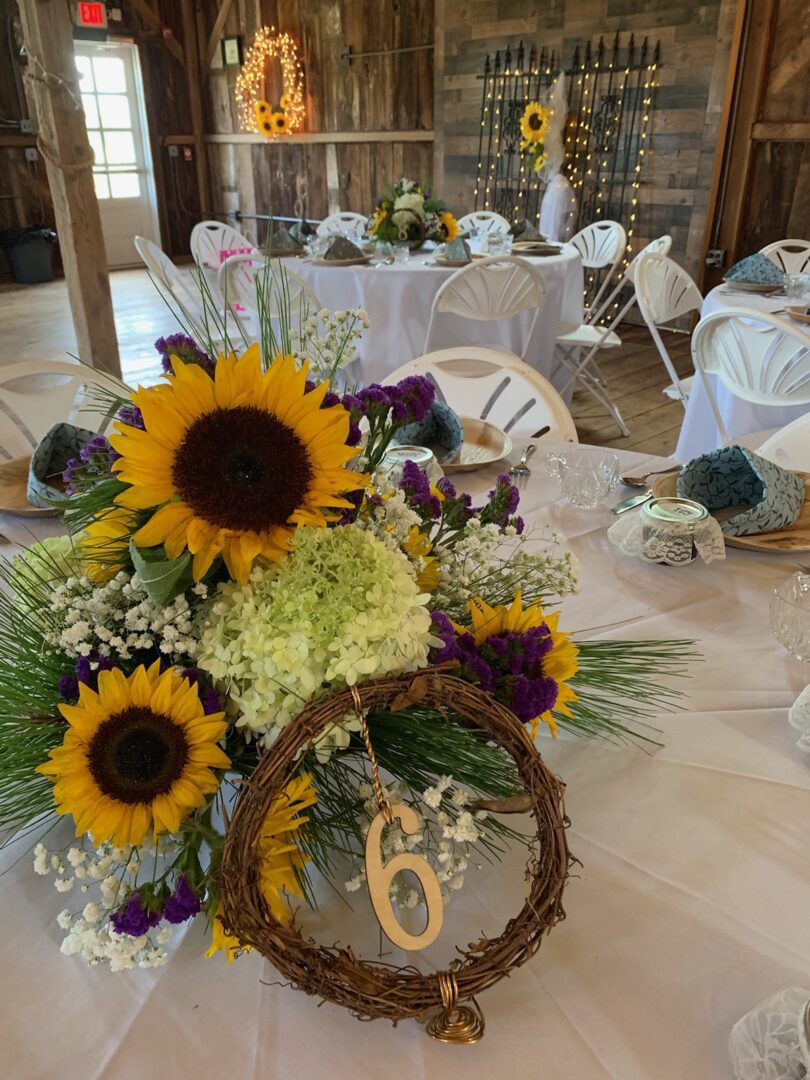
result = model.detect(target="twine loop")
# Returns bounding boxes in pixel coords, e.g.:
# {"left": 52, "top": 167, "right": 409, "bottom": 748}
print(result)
{"left": 350, "top": 685, "right": 393, "bottom": 825}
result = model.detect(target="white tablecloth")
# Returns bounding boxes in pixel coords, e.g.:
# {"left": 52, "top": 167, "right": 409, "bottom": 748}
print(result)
{"left": 676, "top": 286, "right": 810, "bottom": 460}
{"left": 1, "top": 446, "right": 809, "bottom": 1080}
{"left": 294, "top": 247, "right": 584, "bottom": 386}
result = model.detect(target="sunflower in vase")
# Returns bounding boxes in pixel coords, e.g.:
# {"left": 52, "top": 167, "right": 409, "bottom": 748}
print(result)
{"left": 520, "top": 101, "right": 552, "bottom": 173}
{"left": 368, "top": 176, "right": 459, "bottom": 249}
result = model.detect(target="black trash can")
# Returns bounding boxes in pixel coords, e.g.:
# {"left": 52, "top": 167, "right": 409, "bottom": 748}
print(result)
{"left": 0, "top": 226, "right": 58, "bottom": 284}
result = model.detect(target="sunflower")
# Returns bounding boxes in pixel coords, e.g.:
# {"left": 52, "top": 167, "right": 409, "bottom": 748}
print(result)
{"left": 438, "top": 211, "right": 459, "bottom": 242}
{"left": 205, "top": 906, "right": 249, "bottom": 963}
{"left": 258, "top": 118, "right": 274, "bottom": 138}
{"left": 270, "top": 111, "right": 288, "bottom": 133}
{"left": 81, "top": 505, "right": 136, "bottom": 581}
{"left": 462, "top": 593, "right": 579, "bottom": 737}
{"left": 403, "top": 525, "right": 439, "bottom": 591}
{"left": 279, "top": 93, "right": 292, "bottom": 110}
{"left": 520, "top": 102, "right": 550, "bottom": 144}
{"left": 109, "top": 348, "right": 360, "bottom": 584}
{"left": 257, "top": 773, "right": 317, "bottom": 922}
{"left": 37, "top": 662, "right": 230, "bottom": 847}
{"left": 254, "top": 99, "right": 271, "bottom": 121}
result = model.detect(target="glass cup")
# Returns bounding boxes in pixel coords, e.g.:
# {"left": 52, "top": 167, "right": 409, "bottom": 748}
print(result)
{"left": 392, "top": 242, "right": 411, "bottom": 264}
{"left": 784, "top": 274, "right": 807, "bottom": 300}
{"left": 544, "top": 449, "right": 620, "bottom": 509}
{"left": 487, "top": 232, "right": 513, "bottom": 257}
{"left": 770, "top": 571, "right": 810, "bottom": 661}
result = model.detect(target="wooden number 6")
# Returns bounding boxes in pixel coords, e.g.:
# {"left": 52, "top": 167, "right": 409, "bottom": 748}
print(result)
{"left": 364, "top": 802, "right": 444, "bottom": 951}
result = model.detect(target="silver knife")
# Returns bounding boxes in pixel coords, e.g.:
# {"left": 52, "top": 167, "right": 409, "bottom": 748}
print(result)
{"left": 611, "top": 490, "right": 653, "bottom": 514}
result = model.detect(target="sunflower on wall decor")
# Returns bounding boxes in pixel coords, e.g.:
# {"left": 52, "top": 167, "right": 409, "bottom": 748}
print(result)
{"left": 236, "top": 27, "right": 306, "bottom": 137}
{"left": 519, "top": 101, "right": 552, "bottom": 173}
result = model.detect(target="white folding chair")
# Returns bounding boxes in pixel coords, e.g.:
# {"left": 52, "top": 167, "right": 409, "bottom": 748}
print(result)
{"left": 568, "top": 220, "right": 627, "bottom": 315}
{"left": 691, "top": 310, "right": 810, "bottom": 446}
{"left": 316, "top": 212, "right": 368, "bottom": 240}
{"left": 134, "top": 235, "right": 224, "bottom": 346}
{"left": 634, "top": 254, "right": 703, "bottom": 406}
{"left": 0, "top": 360, "right": 130, "bottom": 461}
{"left": 556, "top": 236, "right": 673, "bottom": 436}
{"left": 190, "top": 221, "right": 255, "bottom": 274}
{"left": 457, "top": 211, "right": 511, "bottom": 236}
{"left": 383, "top": 347, "right": 578, "bottom": 443}
{"left": 759, "top": 239, "right": 810, "bottom": 276}
{"left": 757, "top": 413, "right": 810, "bottom": 471}
{"left": 218, "top": 253, "right": 322, "bottom": 336}
{"left": 423, "top": 255, "right": 545, "bottom": 358}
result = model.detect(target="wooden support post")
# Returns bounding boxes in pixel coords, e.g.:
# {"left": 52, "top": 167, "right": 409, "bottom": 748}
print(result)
{"left": 16, "top": 0, "right": 121, "bottom": 377}
{"left": 180, "top": 0, "right": 212, "bottom": 216}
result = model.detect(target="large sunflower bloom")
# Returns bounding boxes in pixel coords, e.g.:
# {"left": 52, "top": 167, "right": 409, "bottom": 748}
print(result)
{"left": 463, "top": 593, "right": 579, "bottom": 736}
{"left": 109, "top": 348, "right": 359, "bottom": 584}
{"left": 439, "top": 211, "right": 459, "bottom": 242}
{"left": 81, "top": 505, "right": 136, "bottom": 582}
{"left": 37, "top": 662, "right": 230, "bottom": 847}
{"left": 520, "top": 102, "right": 550, "bottom": 144}
{"left": 257, "top": 773, "right": 317, "bottom": 922}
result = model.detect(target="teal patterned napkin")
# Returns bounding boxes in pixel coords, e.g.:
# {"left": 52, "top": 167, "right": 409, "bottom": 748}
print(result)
{"left": 28, "top": 423, "right": 95, "bottom": 507}
{"left": 393, "top": 400, "right": 464, "bottom": 461}
{"left": 724, "top": 253, "right": 784, "bottom": 286}
{"left": 677, "top": 445, "right": 805, "bottom": 536}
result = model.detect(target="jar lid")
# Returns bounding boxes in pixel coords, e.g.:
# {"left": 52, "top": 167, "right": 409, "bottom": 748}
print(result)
{"left": 381, "top": 445, "right": 435, "bottom": 469}
{"left": 641, "top": 497, "right": 708, "bottom": 524}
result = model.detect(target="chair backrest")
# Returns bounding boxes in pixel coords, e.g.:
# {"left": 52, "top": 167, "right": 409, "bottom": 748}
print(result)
{"left": 134, "top": 235, "right": 216, "bottom": 342}
{"left": 569, "top": 220, "right": 627, "bottom": 270}
{"left": 624, "top": 235, "right": 673, "bottom": 284}
{"left": 383, "top": 347, "right": 578, "bottom": 442}
{"left": 0, "top": 360, "right": 130, "bottom": 461}
{"left": 457, "top": 211, "right": 511, "bottom": 236}
{"left": 757, "top": 412, "right": 810, "bottom": 471}
{"left": 634, "top": 254, "right": 703, "bottom": 327}
{"left": 316, "top": 212, "right": 368, "bottom": 239}
{"left": 692, "top": 309, "right": 810, "bottom": 408}
{"left": 190, "top": 221, "right": 254, "bottom": 271}
{"left": 425, "top": 256, "right": 545, "bottom": 355}
{"left": 759, "top": 239, "right": 810, "bottom": 276}
{"left": 219, "top": 254, "right": 322, "bottom": 325}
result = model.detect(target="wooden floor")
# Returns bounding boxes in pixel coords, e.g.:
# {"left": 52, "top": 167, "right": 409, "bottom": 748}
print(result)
{"left": 0, "top": 269, "right": 693, "bottom": 456}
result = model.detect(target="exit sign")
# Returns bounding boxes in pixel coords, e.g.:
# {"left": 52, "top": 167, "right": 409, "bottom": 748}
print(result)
{"left": 76, "top": 2, "right": 107, "bottom": 28}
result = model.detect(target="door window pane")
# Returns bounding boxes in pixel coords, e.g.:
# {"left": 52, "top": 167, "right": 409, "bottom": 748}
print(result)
{"left": 98, "top": 94, "right": 131, "bottom": 129}
{"left": 75, "top": 55, "right": 93, "bottom": 91}
{"left": 93, "top": 172, "right": 110, "bottom": 199}
{"left": 109, "top": 172, "right": 140, "bottom": 199}
{"left": 103, "top": 130, "right": 135, "bottom": 165}
{"left": 88, "top": 131, "right": 105, "bottom": 164}
{"left": 81, "top": 94, "right": 99, "bottom": 128}
{"left": 92, "top": 56, "right": 126, "bottom": 93}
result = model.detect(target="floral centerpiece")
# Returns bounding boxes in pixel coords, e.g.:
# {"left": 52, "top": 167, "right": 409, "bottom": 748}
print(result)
{"left": 368, "top": 177, "right": 459, "bottom": 248}
{"left": 0, "top": 279, "right": 694, "bottom": 974}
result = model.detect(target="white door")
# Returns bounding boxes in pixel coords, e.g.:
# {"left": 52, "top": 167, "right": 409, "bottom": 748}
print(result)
{"left": 74, "top": 41, "right": 161, "bottom": 269}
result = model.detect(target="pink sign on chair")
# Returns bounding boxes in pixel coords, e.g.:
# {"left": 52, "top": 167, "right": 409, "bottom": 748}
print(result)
{"left": 219, "top": 248, "right": 255, "bottom": 312}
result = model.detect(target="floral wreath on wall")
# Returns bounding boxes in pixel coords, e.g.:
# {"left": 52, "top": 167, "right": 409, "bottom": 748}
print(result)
{"left": 235, "top": 26, "right": 305, "bottom": 138}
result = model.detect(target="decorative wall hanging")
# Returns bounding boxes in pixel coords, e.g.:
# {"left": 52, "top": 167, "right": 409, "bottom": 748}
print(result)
{"left": 235, "top": 26, "right": 305, "bottom": 137}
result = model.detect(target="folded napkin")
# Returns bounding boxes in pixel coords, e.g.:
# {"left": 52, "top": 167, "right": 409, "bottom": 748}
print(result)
{"left": 393, "top": 400, "right": 464, "bottom": 462}
{"left": 443, "top": 237, "right": 471, "bottom": 263}
{"left": 724, "top": 252, "right": 784, "bottom": 286}
{"left": 288, "top": 220, "right": 315, "bottom": 246}
{"left": 324, "top": 236, "right": 363, "bottom": 260}
{"left": 267, "top": 228, "right": 303, "bottom": 252}
{"left": 28, "top": 422, "right": 96, "bottom": 507}
{"left": 510, "top": 220, "right": 546, "bottom": 242}
{"left": 677, "top": 445, "right": 805, "bottom": 536}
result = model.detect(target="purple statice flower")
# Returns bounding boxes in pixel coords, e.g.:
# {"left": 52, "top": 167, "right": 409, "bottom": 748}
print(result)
{"left": 509, "top": 673, "right": 559, "bottom": 725}
{"left": 430, "top": 611, "right": 460, "bottom": 664}
{"left": 58, "top": 674, "right": 79, "bottom": 701}
{"left": 354, "top": 384, "right": 391, "bottom": 413}
{"left": 390, "top": 375, "right": 435, "bottom": 425}
{"left": 117, "top": 403, "right": 145, "bottom": 430}
{"left": 162, "top": 875, "right": 202, "bottom": 925}
{"left": 474, "top": 473, "right": 522, "bottom": 531}
{"left": 63, "top": 436, "right": 119, "bottom": 495}
{"left": 155, "top": 333, "right": 213, "bottom": 376}
{"left": 75, "top": 654, "right": 114, "bottom": 687}
{"left": 62, "top": 457, "right": 81, "bottom": 496}
{"left": 111, "top": 893, "right": 162, "bottom": 937}
{"left": 201, "top": 687, "right": 222, "bottom": 715}
{"left": 399, "top": 460, "right": 441, "bottom": 520}
{"left": 436, "top": 476, "right": 457, "bottom": 499}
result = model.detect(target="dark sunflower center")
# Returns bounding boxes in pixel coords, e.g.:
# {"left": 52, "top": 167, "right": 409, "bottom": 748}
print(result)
{"left": 87, "top": 706, "right": 189, "bottom": 804}
{"left": 528, "top": 113, "right": 542, "bottom": 131}
{"left": 172, "top": 405, "right": 313, "bottom": 532}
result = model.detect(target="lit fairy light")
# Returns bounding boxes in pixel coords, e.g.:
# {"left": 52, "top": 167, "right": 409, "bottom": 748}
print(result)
{"left": 235, "top": 26, "right": 306, "bottom": 136}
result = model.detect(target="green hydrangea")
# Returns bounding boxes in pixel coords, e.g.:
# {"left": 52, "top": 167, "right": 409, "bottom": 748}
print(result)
{"left": 10, "top": 535, "right": 78, "bottom": 601}
{"left": 197, "top": 525, "right": 440, "bottom": 746}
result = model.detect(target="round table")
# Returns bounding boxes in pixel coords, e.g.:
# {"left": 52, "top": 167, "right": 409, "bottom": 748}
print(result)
{"left": 294, "top": 246, "right": 584, "bottom": 387}
{"left": 675, "top": 286, "right": 810, "bottom": 461}
{"left": 1, "top": 444, "right": 808, "bottom": 1079}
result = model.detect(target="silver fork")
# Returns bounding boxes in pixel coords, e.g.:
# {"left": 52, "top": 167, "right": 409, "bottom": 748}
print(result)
{"left": 509, "top": 443, "right": 536, "bottom": 485}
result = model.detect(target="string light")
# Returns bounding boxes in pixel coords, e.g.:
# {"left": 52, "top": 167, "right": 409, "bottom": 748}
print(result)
{"left": 235, "top": 27, "right": 306, "bottom": 136}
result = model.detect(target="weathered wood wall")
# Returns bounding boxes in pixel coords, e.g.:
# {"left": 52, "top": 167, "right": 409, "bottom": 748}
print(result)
{"left": 435, "top": 0, "right": 741, "bottom": 279}
{"left": 202, "top": 0, "right": 435, "bottom": 240}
